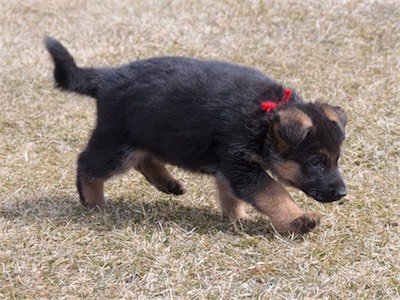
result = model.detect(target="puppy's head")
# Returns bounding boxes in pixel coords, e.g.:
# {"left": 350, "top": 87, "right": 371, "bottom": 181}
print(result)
{"left": 269, "top": 102, "right": 347, "bottom": 203}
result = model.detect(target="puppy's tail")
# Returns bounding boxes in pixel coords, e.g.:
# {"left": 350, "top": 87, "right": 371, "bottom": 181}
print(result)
{"left": 44, "top": 36, "right": 100, "bottom": 98}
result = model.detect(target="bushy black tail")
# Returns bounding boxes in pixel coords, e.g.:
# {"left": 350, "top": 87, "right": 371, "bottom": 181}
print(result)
{"left": 44, "top": 36, "right": 100, "bottom": 98}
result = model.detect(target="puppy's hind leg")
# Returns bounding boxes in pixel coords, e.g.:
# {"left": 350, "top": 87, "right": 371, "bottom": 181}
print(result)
{"left": 77, "top": 175, "right": 106, "bottom": 210}
{"left": 133, "top": 151, "right": 186, "bottom": 195}
{"left": 77, "top": 138, "right": 134, "bottom": 210}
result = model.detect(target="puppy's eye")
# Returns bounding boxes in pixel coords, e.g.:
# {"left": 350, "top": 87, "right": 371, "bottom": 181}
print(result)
{"left": 309, "top": 156, "right": 325, "bottom": 167}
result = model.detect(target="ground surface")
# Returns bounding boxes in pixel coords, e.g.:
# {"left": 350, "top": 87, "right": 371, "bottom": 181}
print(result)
{"left": 1, "top": 1, "right": 399, "bottom": 299}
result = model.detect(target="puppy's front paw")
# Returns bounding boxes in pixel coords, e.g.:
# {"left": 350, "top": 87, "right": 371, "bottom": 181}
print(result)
{"left": 289, "top": 212, "right": 321, "bottom": 234}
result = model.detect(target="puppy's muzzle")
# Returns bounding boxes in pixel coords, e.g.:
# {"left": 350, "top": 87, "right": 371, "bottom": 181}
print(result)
{"left": 312, "top": 179, "right": 347, "bottom": 203}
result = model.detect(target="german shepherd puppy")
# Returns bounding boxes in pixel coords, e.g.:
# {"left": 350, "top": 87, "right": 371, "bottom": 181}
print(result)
{"left": 45, "top": 37, "right": 347, "bottom": 234}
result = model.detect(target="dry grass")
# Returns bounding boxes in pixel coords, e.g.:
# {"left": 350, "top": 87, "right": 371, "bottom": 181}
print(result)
{"left": 1, "top": 0, "right": 399, "bottom": 299}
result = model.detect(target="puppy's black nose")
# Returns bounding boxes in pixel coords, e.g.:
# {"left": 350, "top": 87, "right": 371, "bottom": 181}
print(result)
{"left": 334, "top": 184, "right": 347, "bottom": 198}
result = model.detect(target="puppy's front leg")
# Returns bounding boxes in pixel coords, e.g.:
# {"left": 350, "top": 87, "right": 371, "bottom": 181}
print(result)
{"left": 221, "top": 161, "right": 320, "bottom": 234}
{"left": 215, "top": 176, "right": 253, "bottom": 221}
{"left": 252, "top": 178, "right": 320, "bottom": 234}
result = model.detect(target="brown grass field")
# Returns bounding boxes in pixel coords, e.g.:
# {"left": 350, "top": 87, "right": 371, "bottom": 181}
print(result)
{"left": 1, "top": 1, "right": 399, "bottom": 299}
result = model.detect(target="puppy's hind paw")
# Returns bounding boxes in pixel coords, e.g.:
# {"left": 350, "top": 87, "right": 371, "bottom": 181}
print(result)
{"left": 163, "top": 179, "right": 187, "bottom": 195}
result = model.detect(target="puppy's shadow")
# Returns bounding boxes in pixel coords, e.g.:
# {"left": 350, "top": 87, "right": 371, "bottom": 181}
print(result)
{"left": 0, "top": 196, "right": 274, "bottom": 237}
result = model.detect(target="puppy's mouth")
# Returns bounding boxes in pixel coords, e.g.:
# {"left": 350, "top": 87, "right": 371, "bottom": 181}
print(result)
{"left": 305, "top": 190, "right": 346, "bottom": 203}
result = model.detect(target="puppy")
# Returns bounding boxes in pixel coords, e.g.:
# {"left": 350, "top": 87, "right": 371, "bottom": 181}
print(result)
{"left": 45, "top": 37, "right": 347, "bottom": 234}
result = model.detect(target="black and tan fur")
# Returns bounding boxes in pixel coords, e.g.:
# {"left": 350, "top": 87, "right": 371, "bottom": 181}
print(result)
{"left": 45, "top": 37, "right": 347, "bottom": 234}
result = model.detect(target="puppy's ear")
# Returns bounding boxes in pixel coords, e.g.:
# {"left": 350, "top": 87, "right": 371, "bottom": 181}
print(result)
{"left": 275, "top": 107, "right": 313, "bottom": 149}
{"left": 321, "top": 104, "right": 347, "bottom": 132}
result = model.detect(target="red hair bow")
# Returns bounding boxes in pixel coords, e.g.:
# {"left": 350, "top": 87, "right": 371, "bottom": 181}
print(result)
{"left": 261, "top": 89, "right": 292, "bottom": 112}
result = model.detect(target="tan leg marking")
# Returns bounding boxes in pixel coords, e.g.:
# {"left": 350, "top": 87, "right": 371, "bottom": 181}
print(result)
{"left": 81, "top": 179, "right": 106, "bottom": 210}
{"left": 133, "top": 151, "right": 186, "bottom": 195}
{"left": 215, "top": 177, "right": 252, "bottom": 221}
{"left": 254, "top": 180, "right": 320, "bottom": 234}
